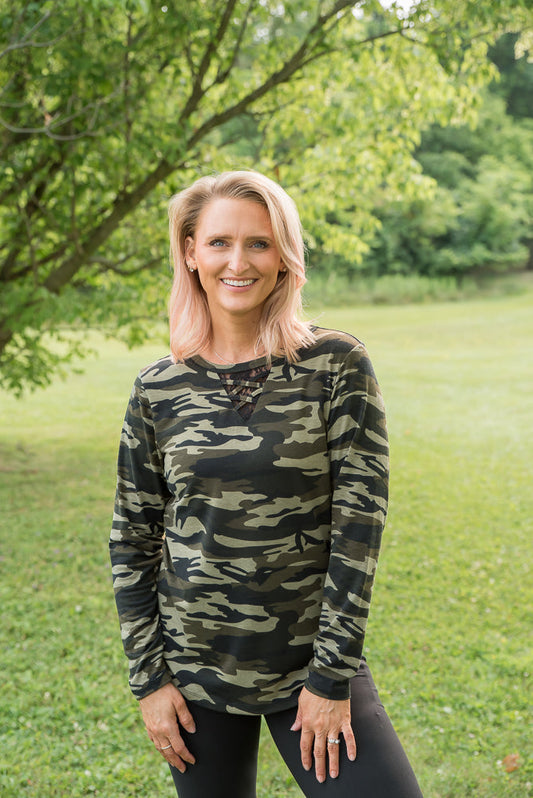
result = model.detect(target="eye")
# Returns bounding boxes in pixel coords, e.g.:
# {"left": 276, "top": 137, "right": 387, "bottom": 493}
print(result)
{"left": 209, "top": 239, "right": 226, "bottom": 247}
{"left": 250, "top": 240, "right": 269, "bottom": 249}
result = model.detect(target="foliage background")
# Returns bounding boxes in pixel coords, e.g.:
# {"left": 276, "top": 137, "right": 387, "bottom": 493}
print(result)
{"left": 1, "top": 0, "right": 532, "bottom": 393}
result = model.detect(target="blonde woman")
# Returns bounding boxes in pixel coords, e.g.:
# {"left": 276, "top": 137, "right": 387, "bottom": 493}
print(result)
{"left": 110, "top": 171, "right": 423, "bottom": 797}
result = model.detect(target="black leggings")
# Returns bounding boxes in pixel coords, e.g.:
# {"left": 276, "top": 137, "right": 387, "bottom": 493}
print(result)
{"left": 169, "top": 661, "right": 423, "bottom": 798}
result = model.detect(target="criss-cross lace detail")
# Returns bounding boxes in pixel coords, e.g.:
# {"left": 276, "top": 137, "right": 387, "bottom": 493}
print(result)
{"left": 218, "top": 364, "right": 271, "bottom": 420}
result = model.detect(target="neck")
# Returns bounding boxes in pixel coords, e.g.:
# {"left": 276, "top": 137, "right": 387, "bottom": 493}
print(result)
{"left": 207, "top": 317, "right": 263, "bottom": 365}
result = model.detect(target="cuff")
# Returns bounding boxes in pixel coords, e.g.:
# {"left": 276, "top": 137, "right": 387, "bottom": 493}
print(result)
{"left": 131, "top": 669, "right": 174, "bottom": 700}
{"left": 304, "top": 669, "right": 350, "bottom": 701}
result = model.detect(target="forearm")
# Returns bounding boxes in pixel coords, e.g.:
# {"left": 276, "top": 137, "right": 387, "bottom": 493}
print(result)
{"left": 309, "top": 345, "right": 388, "bottom": 696}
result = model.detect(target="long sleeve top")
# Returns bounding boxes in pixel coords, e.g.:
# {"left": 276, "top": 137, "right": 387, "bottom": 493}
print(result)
{"left": 109, "top": 327, "right": 389, "bottom": 715}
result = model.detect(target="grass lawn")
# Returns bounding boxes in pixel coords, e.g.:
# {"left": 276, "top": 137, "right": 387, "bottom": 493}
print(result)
{"left": 1, "top": 290, "right": 531, "bottom": 797}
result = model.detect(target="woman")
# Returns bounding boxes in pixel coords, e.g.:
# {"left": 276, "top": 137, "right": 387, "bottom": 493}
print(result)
{"left": 110, "top": 170, "right": 423, "bottom": 797}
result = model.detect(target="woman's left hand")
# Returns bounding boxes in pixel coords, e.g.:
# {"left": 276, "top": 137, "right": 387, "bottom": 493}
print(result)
{"left": 291, "top": 686, "right": 356, "bottom": 783}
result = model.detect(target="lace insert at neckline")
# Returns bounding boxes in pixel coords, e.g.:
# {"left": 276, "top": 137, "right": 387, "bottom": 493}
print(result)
{"left": 218, "top": 363, "right": 271, "bottom": 420}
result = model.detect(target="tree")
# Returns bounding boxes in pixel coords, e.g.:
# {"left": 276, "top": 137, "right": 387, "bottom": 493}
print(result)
{"left": 363, "top": 33, "right": 533, "bottom": 279}
{"left": 1, "top": 0, "right": 530, "bottom": 393}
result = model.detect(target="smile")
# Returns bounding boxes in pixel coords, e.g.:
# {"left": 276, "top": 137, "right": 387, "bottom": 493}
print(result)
{"left": 221, "top": 278, "right": 257, "bottom": 287}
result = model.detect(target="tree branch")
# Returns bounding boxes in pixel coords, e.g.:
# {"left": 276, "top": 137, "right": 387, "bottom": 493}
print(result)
{"left": 89, "top": 255, "right": 162, "bottom": 275}
{"left": 43, "top": 157, "right": 177, "bottom": 293}
{"left": 0, "top": 6, "right": 60, "bottom": 60}
{"left": 178, "top": 0, "right": 240, "bottom": 122}
{"left": 186, "top": 2, "right": 371, "bottom": 148}
{"left": 0, "top": 82, "right": 126, "bottom": 141}
{"left": 0, "top": 155, "right": 65, "bottom": 281}
{"left": 213, "top": 0, "right": 257, "bottom": 86}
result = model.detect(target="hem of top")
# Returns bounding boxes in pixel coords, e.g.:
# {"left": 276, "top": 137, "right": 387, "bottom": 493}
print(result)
{"left": 178, "top": 685, "right": 300, "bottom": 716}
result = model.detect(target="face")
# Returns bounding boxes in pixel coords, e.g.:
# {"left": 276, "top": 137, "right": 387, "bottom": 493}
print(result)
{"left": 185, "top": 198, "right": 285, "bottom": 328}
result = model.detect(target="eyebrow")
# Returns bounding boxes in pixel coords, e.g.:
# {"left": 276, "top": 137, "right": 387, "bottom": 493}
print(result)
{"left": 204, "top": 233, "right": 273, "bottom": 241}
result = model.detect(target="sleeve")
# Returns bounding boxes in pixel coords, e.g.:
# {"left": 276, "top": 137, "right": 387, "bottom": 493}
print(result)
{"left": 305, "top": 344, "right": 389, "bottom": 700}
{"left": 109, "top": 375, "right": 173, "bottom": 699}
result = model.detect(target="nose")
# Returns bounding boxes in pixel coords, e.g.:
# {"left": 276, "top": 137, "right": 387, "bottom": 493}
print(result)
{"left": 227, "top": 245, "right": 248, "bottom": 274}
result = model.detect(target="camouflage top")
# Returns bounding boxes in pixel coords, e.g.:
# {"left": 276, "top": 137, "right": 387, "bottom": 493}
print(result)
{"left": 109, "top": 328, "right": 389, "bottom": 715}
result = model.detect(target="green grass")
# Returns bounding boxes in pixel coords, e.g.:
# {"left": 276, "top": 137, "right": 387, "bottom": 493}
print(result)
{"left": 1, "top": 290, "right": 532, "bottom": 797}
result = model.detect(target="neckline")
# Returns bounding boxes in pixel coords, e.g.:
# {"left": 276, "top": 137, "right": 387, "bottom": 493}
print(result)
{"left": 190, "top": 354, "right": 281, "bottom": 424}
{"left": 191, "top": 353, "right": 275, "bottom": 373}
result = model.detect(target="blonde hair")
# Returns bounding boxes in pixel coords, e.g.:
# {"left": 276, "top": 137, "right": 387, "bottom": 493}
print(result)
{"left": 168, "top": 170, "right": 316, "bottom": 363}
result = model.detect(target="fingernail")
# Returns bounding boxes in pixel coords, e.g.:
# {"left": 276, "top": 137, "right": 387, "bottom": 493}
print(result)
{"left": 304, "top": 764, "right": 311, "bottom": 771}
{"left": 290, "top": 723, "right": 297, "bottom": 731}
{"left": 349, "top": 753, "right": 356, "bottom": 761}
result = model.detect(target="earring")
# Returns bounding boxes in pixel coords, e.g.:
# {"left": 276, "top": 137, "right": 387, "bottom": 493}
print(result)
{"left": 186, "top": 262, "right": 195, "bottom": 272}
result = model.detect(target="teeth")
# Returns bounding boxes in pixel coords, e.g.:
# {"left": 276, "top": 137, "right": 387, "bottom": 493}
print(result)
{"left": 221, "top": 279, "right": 255, "bottom": 286}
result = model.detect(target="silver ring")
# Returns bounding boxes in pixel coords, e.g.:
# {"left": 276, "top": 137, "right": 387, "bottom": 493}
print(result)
{"left": 160, "top": 743, "right": 172, "bottom": 750}
{"left": 328, "top": 738, "right": 340, "bottom": 745}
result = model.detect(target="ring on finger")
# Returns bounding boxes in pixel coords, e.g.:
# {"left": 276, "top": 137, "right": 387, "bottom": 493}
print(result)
{"left": 328, "top": 738, "right": 340, "bottom": 745}
{"left": 160, "top": 743, "right": 173, "bottom": 750}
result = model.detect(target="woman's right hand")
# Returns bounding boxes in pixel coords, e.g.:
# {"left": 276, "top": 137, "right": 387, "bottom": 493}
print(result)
{"left": 139, "top": 682, "right": 196, "bottom": 772}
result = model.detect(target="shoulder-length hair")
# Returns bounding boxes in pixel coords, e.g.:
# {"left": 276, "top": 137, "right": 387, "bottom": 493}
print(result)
{"left": 168, "top": 170, "right": 316, "bottom": 363}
